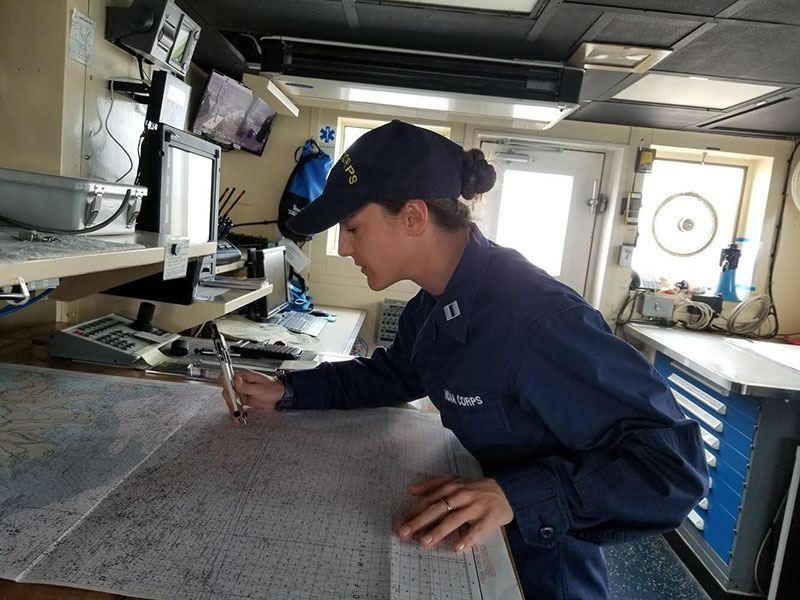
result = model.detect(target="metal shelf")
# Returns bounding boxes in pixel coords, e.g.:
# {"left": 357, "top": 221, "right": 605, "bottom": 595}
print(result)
{"left": 0, "top": 228, "right": 216, "bottom": 288}
{"left": 103, "top": 283, "right": 273, "bottom": 332}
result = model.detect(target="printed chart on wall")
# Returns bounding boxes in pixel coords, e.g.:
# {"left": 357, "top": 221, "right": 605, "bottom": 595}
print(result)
{"left": 0, "top": 364, "right": 521, "bottom": 600}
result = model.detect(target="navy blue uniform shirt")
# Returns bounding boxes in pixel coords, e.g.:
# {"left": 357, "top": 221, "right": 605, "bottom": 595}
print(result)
{"left": 286, "top": 227, "right": 708, "bottom": 599}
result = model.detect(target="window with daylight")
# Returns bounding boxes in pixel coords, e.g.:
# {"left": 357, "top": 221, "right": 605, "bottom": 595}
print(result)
{"left": 495, "top": 170, "right": 574, "bottom": 277}
{"left": 325, "top": 118, "right": 451, "bottom": 256}
{"left": 632, "top": 158, "right": 749, "bottom": 293}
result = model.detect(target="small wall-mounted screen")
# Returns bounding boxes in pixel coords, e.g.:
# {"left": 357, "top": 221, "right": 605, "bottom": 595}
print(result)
{"left": 192, "top": 71, "right": 277, "bottom": 156}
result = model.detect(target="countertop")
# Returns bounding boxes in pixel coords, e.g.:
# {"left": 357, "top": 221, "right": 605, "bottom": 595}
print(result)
{"left": 625, "top": 323, "right": 800, "bottom": 398}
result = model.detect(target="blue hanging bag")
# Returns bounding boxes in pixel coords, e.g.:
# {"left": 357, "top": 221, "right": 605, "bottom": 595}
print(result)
{"left": 277, "top": 139, "right": 332, "bottom": 243}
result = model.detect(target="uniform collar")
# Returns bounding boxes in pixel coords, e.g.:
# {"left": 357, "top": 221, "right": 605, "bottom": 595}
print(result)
{"left": 430, "top": 225, "right": 490, "bottom": 343}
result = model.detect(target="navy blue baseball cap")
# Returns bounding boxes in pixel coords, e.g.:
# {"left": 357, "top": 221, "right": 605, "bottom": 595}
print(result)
{"left": 286, "top": 120, "right": 463, "bottom": 235}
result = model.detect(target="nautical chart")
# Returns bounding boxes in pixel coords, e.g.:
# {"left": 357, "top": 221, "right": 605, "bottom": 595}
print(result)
{"left": 0, "top": 364, "right": 521, "bottom": 600}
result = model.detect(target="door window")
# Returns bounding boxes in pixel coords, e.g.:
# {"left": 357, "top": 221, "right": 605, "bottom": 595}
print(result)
{"left": 496, "top": 170, "right": 574, "bottom": 277}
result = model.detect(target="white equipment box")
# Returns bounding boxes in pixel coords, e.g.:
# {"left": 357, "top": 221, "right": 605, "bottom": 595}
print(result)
{"left": 0, "top": 166, "right": 145, "bottom": 235}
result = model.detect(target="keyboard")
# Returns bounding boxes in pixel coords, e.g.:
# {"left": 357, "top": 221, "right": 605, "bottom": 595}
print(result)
{"left": 271, "top": 311, "right": 327, "bottom": 337}
{"left": 232, "top": 342, "right": 316, "bottom": 361}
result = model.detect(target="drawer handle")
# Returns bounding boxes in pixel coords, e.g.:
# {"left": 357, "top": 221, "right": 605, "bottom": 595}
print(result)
{"left": 699, "top": 426, "right": 720, "bottom": 450}
{"left": 698, "top": 498, "right": 709, "bottom": 510}
{"left": 705, "top": 449, "right": 717, "bottom": 467}
{"left": 688, "top": 509, "right": 705, "bottom": 531}
{"left": 668, "top": 373, "right": 727, "bottom": 415}
{"left": 673, "top": 390, "right": 724, "bottom": 432}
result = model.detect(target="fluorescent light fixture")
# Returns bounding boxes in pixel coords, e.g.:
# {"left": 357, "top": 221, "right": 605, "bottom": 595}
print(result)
{"left": 242, "top": 73, "right": 300, "bottom": 117}
{"left": 391, "top": 0, "right": 537, "bottom": 13}
{"left": 347, "top": 87, "right": 451, "bottom": 111}
{"left": 612, "top": 74, "right": 781, "bottom": 109}
{"left": 569, "top": 42, "right": 671, "bottom": 73}
{"left": 512, "top": 103, "right": 569, "bottom": 123}
{"left": 270, "top": 76, "right": 578, "bottom": 130}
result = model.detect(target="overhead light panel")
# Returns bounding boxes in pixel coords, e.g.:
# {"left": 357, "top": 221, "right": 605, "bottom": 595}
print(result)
{"left": 347, "top": 88, "right": 451, "bottom": 111}
{"left": 612, "top": 74, "right": 781, "bottom": 109}
{"left": 512, "top": 103, "right": 571, "bottom": 124}
{"left": 569, "top": 42, "right": 671, "bottom": 73}
{"left": 243, "top": 73, "right": 300, "bottom": 117}
{"left": 391, "top": 0, "right": 538, "bottom": 13}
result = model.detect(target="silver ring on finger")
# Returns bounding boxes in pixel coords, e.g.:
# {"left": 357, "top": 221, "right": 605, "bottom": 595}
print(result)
{"left": 441, "top": 498, "right": 453, "bottom": 513}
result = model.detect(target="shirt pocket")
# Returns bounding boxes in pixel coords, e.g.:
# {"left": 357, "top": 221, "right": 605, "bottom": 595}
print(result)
{"left": 435, "top": 386, "right": 512, "bottom": 442}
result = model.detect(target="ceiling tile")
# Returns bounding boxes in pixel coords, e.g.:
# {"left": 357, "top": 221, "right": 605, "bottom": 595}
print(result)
{"left": 588, "top": 14, "right": 702, "bottom": 47}
{"left": 569, "top": 101, "right": 722, "bottom": 128}
{"left": 390, "top": 0, "right": 538, "bottom": 13}
{"left": 658, "top": 23, "right": 800, "bottom": 84}
{"left": 580, "top": 70, "right": 630, "bottom": 101}
{"left": 703, "top": 95, "right": 800, "bottom": 135}
{"left": 524, "top": 4, "right": 604, "bottom": 60}
{"left": 729, "top": 0, "right": 800, "bottom": 25}
{"left": 186, "top": 0, "right": 348, "bottom": 33}
{"left": 612, "top": 74, "right": 781, "bottom": 109}
{"left": 568, "top": 0, "right": 738, "bottom": 17}
{"left": 354, "top": 3, "right": 532, "bottom": 57}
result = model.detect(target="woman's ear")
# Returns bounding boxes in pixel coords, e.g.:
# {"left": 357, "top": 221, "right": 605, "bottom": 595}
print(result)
{"left": 401, "top": 200, "right": 429, "bottom": 236}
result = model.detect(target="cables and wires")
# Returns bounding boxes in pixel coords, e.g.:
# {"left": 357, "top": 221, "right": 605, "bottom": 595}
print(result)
{"left": 0, "top": 190, "right": 132, "bottom": 234}
{"left": 0, "top": 288, "right": 54, "bottom": 317}
{"left": 106, "top": 78, "right": 139, "bottom": 183}
{"left": 722, "top": 294, "right": 775, "bottom": 336}
{"left": 230, "top": 220, "right": 279, "bottom": 228}
{"left": 614, "top": 289, "right": 646, "bottom": 336}
{"left": 673, "top": 297, "right": 715, "bottom": 330}
{"left": 137, "top": 55, "right": 151, "bottom": 84}
{"left": 753, "top": 487, "right": 790, "bottom": 594}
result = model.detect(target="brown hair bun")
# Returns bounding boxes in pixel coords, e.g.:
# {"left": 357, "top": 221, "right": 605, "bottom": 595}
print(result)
{"left": 461, "top": 149, "right": 497, "bottom": 199}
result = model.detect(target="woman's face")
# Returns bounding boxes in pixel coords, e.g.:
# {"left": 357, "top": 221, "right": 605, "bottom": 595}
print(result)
{"left": 337, "top": 203, "right": 409, "bottom": 291}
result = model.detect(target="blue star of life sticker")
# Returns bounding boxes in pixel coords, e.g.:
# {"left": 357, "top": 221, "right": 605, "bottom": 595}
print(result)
{"left": 319, "top": 126, "right": 335, "bottom": 143}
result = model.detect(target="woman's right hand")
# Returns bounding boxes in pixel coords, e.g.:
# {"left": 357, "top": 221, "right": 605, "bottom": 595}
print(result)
{"left": 218, "top": 369, "right": 285, "bottom": 415}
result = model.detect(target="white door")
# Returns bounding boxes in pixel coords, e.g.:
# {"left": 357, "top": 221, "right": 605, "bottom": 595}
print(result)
{"left": 477, "top": 142, "right": 605, "bottom": 296}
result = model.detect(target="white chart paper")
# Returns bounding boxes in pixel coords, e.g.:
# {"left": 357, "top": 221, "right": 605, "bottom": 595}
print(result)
{"left": 0, "top": 364, "right": 521, "bottom": 599}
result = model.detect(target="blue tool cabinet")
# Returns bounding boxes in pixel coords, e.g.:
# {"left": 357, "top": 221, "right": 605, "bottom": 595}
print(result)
{"left": 627, "top": 325, "right": 800, "bottom": 596}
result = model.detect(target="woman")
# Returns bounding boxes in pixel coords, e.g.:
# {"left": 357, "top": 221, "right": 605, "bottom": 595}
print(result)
{"left": 221, "top": 120, "right": 708, "bottom": 599}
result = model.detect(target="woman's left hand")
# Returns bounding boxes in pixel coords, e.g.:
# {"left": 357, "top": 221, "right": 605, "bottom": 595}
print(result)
{"left": 396, "top": 475, "right": 514, "bottom": 552}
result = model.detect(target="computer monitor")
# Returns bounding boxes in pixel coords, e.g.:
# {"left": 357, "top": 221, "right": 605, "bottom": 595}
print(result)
{"left": 262, "top": 247, "right": 289, "bottom": 317}
{"left": 137, "top": 123, "right": 221, "bottom": 244}
{"left": 192, "top": 70, "right": 276, "bottom": 156}
{"left": 102, "top": 125, "right": 221, "bottom": 305}
{"left": 247, "top": 246, "right": 289, "bottom": 320}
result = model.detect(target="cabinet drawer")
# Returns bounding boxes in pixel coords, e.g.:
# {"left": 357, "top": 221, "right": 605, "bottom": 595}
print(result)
{"left": 654, "top": 353, "right": 760, "bottom": 422}
{"left": 706, "top": 441, "right": 749, "bottom": 479}
{"left": 694, "top": 496, "right": 738, "bottom": 564}
{"left": 705, "top": 475, "right": 743, "bottom": 521}
{"left": 709, "top": 456, "right": 748, "bottom": 495}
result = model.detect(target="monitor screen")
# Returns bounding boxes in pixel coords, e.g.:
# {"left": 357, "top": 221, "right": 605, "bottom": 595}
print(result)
{"left": 262, "top": 247, "right": 289, "bottom": 317}
{"left": 167, "top": 146, "right": 215, "bottom": 243}
{"left": 192, "top": 71, "right": 276, "bottom": 156}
